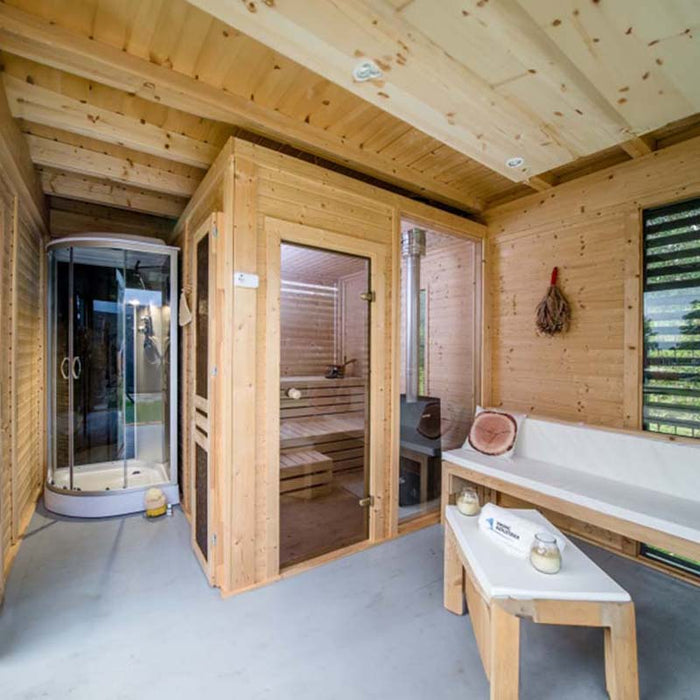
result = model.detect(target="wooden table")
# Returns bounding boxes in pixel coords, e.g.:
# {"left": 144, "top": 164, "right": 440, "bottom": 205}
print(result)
{"left": 444, "top": 506, "right": 639, "bottom": 700}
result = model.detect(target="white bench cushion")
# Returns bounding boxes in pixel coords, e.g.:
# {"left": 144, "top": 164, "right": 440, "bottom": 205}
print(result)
{"left": 446, "top": 506, "right": 630, "bottom": 602}
{"left": 443, "top": 447, "right": 700, "bottom": 545}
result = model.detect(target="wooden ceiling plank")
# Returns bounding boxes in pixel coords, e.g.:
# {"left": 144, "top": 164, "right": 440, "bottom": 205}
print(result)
{"left": 0, "top": 3, "right": 483, "bottom": 211}
{"left": 39, "top": 167, "right": 186, "bottom": 218}
{"left": 26, "top": 133, "right": 202, "bottom": 196}
{"left": 3, "top": 74, "right": 219, "bottom": 167}
{"left": 409, "top": 0, "right": 630, "bottom": 158}
{"left": 185, "top": 0, "right": 627, "bottom": 180}
{"left": 520, "top": 0, "right": 699, "bottom": 133}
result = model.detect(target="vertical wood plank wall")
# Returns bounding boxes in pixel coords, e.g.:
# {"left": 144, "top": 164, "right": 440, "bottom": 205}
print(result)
{"left": 174, "top": 137, "right": 486, "bottom": 596}
{"left": 485, "top": 137, "right": 700, "bottom": 429}
{"left": 0, "top": 172, "right": 45, "bottom": 589}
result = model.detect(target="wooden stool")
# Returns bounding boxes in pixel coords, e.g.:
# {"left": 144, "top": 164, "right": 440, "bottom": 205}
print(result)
{"left": 444, "top": 506, "right": 639, "bottom": 700}
{"left": 280, "top": 450, "right": 333, "bottom": 499}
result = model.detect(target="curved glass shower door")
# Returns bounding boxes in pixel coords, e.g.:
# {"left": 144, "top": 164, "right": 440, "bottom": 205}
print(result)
{"left": 47, "top": 239, "right": 176, "bottom": 498}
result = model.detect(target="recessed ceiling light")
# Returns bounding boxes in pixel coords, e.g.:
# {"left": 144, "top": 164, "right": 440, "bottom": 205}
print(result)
{"left": 352, "top": 59, "right": 383, "bottom": 82}
{"left": 506, "top": 156, "right": 525, "bottom": 168}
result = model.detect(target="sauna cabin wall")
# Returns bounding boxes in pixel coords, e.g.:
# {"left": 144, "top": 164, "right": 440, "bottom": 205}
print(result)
{"left": 485, "top": 136, "right": 700, "bottom": 430}
{"left": 174, "top": 137, "right": 486, "bottom": 596}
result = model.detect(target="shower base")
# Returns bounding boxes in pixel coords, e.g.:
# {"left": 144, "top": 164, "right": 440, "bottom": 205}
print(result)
{"left": 45, "top": 460, "right": 180, "bottom": 518}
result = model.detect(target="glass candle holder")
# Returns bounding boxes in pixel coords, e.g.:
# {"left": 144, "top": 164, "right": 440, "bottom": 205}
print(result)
{"left": 529, "top": 533, "right": 562, "bottom": 574}
{"left": 456, "top": 486, "right": 480, "bottom": 516}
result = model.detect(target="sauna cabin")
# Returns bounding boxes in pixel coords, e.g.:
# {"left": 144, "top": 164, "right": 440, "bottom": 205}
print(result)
{"left": 0, "top": 1, "right": 698, "bottom": 698}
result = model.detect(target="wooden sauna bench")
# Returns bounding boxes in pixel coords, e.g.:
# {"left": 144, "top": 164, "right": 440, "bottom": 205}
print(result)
{"left": 280, "top": 376, "right": 366, "bottom": 475}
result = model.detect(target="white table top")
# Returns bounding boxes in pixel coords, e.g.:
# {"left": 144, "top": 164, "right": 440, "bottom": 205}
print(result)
{"left": 446, "top": 506, "right": 631, "bottom": 603}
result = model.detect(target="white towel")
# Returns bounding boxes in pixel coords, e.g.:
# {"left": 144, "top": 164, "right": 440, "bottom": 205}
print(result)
{"left": 477, "top": 503, "right": 566, "bottom": 558}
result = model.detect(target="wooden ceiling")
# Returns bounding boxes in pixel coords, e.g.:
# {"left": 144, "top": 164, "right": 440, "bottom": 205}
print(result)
{"left": 0, "top": 0, "right": 698, "bottom": 226}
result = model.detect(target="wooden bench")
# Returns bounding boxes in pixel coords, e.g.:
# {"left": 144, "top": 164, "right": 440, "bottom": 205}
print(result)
{"left": 442, "top": 416, "right": 700, "bottom": 577}
{"left": 444, "top": 505, "right": 639, "bottom": 699}
{"left": 280, "top": 376, "right": 366, "bottom": 475}
{"left": 280, "top": 450, "right": 333, "bottom": 499}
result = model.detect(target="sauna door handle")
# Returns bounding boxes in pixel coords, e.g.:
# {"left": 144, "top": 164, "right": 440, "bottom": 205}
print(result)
{"left": 60, "top": 356, "right": 70, "bottom": 380}
{"left": 72, "top": 356, "right": 82, "bottom": 380}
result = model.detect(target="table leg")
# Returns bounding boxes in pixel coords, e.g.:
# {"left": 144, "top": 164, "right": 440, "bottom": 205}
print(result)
{"left": 489, "top": 603, "right": 520, "bottom": 700}
{"left": 604, "top": 602, "right": 639, "bottom": 700}
{"left": 443, "top": 524, "right": 465, "bottom": 615}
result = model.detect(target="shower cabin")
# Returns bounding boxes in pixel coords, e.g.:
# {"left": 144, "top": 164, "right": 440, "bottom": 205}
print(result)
{"left": 45, "top": 235, "right": 179, "bottom": 517}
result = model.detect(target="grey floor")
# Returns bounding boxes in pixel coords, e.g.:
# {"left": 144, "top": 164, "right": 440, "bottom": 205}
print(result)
{"left": 0, "top": 504, "right": 698, "bottom": 700}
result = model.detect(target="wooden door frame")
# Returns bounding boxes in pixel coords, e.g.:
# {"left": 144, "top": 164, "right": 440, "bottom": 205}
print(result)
{"left": 265, "top": 217, "right": 391, "bottom": 571}
{"left": 189, "top": 213, "right": 220, "bottom": 585}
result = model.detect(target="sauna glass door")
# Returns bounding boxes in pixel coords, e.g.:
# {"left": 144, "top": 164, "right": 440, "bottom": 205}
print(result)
{"left": 279, "top": 243, "right": 371, "bottom": 568}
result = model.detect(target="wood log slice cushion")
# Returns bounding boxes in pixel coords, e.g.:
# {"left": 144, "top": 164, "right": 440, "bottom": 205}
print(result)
{"left": 466, "top": 409, "right": 521, "bottom": 458}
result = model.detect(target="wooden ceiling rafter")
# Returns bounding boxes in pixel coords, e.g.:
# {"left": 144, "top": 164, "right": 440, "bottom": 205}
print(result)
{"left": 0, "top": 2, "right": 486, "bottom": 212}
{"left": 39, "top": 167, "right": 187, "bottom": 219}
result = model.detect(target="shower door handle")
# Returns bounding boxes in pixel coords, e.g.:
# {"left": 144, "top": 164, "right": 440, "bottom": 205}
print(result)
{"left": 72, "top": 356, "right": 82, "bottom": 380}
{"left": 60, "top": 357, "right": 70, "bottom": 380}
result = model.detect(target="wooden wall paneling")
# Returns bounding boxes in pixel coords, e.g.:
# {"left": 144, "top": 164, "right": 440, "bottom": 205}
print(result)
{"left": 486, "top": 136, "right": 700, "bottom": 429}
{"left": 9, "top": 195, "right": 20, "bottom": 542}
{"left": 229, "top": 155, "right": 258, "bottom": 592}
{"left": 622, "top": 207, "right": 643, "bottom": 430}
{"left": 48, "top": 198, "right": 174, "bottom": 240}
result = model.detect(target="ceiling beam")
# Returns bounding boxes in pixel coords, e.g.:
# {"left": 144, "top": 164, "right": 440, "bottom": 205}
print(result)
{"left": 4, "top": 75, "right": 217, "bottom": 169}
{"left": 186, "top": 0, "right": 631, "bottom": 181}
{"left": 26, "top": 134, "right": 202, "bottom": 197}
{"left": 0, "top": 2, "right": 482, "bottom": 212}
{"left": 39, "top": 168, "right": 186, "bottom": 218}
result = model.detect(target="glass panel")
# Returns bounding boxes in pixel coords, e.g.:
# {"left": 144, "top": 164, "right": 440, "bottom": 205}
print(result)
{"left": 279, "top": 243, "right": 370, "bottom": 568}
{"left": 399, "top": 227, "right": 478, "bottom": 522}
{"left": 48, "top": 248, "right": 72, "bottom": 489}
{"left": 71, "top": 246, "right": 127, "bottom": 490}
{"left": 124, "top": 249, "right": 171, "bottom": 486}
{"left": 195, "top": 234, "right": 209, "bottom": 399}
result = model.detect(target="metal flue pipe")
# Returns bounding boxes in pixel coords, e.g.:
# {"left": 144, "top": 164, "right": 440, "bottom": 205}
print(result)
{"left": 402, "top": 228, "right": 426, "bottom": 403}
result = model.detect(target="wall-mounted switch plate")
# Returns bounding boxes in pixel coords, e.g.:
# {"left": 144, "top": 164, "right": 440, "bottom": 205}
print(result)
{"left": 234, "top": 272, "right": 259, "bottom": 289}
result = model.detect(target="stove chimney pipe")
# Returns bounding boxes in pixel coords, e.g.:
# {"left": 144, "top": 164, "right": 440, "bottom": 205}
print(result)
{"left": 402, "top": 228, "right": 426, "bottom": 403}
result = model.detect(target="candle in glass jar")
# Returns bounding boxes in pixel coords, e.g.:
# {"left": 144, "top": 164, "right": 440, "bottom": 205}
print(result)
{"left": 456, "top": 487, "right": 480, "bottom": 516}
{"left": 529, "top": 533, "right": 562, "bottom": 574}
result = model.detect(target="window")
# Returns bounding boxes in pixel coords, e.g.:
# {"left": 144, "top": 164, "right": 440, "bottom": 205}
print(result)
{"left": 642, "top": 198, "right": 700, "bottom": 438}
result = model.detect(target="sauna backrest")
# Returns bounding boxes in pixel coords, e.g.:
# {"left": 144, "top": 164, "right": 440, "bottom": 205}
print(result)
{"left": 280, "top": 377, "right": 366, "bottom": 421}
{"left": 516, "top": 417, "right": 700, "bottom": 501}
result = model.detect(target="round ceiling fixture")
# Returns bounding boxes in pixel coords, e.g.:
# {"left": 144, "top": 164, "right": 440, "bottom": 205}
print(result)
{"left": 506, "top": 156, "right": 525, "bottom": 169}
{"left": 352, "top": 59, "right": 383, "bottom": 82}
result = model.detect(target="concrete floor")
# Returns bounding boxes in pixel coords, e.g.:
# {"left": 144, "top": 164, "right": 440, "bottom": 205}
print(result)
{"left": 0, "top": 504, "right": 698, "bottom": 699}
